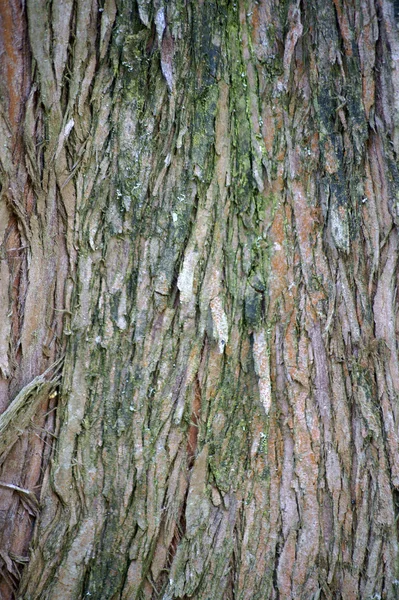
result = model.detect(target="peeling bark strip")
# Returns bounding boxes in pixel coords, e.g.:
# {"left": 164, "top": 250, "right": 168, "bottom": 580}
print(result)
{"left": 0, "top": 359, "right": 63, "bottom": 466}
{"left": 0, "top": 0, "right": 398, "bottom": 599}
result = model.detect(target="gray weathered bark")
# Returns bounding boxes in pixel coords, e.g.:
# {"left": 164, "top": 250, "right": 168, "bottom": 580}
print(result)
{"left": 1, "top": 0, "right": 399, "bottom": 598}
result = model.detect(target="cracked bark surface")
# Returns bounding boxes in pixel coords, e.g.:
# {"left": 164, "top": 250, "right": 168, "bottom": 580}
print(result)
{"left": 0, "top": 1, "right": 399, "bottom": 599}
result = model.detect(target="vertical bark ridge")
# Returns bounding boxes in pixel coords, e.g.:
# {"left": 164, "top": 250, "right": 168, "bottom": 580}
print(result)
{"left": 0, "top": 0, "right": 116, "bottom": 597}
{"left": 0, "top": 0, "right": 396, "bottom": 599}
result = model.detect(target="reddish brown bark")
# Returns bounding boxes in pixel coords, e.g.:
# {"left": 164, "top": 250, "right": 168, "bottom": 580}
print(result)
{"left": 0, "top": 1, "right": 68, "bottom": 597}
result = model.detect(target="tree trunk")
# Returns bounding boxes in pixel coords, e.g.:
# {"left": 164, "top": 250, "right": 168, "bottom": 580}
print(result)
{"left": 1, "top": 0, "right": 399, "bottom": 598}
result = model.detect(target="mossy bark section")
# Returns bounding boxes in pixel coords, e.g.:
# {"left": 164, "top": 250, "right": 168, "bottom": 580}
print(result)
{"left": 1, "top": 1, "right": 399, "bottom": 599}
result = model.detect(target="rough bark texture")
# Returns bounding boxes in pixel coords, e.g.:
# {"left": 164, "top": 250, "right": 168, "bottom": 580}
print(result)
{"left": 0, "top": 0, "right": 399, "bottom": 599}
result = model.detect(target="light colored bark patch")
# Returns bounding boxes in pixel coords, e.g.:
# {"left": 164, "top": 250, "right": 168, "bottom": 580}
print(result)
{"left": 177, "top": 250, "right": 198, "bottom": 304}
{"left": 210, "top": 296, "right": 228, "bottom": 353}
{"left": 253, "top": 330, "right": 271, "bottom": 415}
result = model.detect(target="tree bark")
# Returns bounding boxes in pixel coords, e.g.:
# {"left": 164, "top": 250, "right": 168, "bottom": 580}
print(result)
{"left": 1, "top": 0, "right": 399, "bottom": 598}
